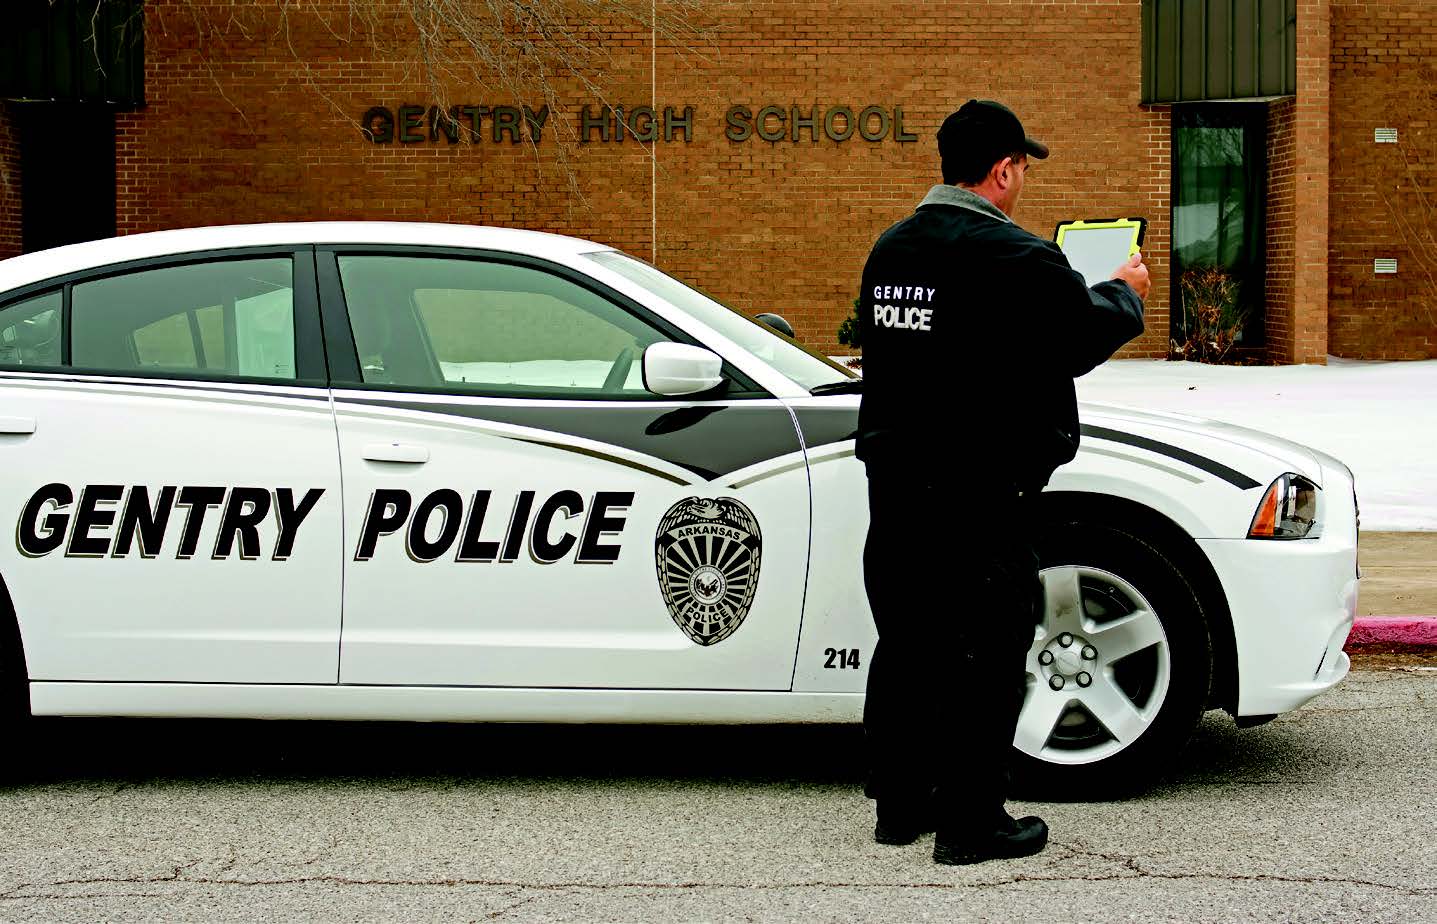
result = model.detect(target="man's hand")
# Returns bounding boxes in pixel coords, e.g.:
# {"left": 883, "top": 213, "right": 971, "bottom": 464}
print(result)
{"left": 1111, "top": 252, "right": 1151, "bottom": 301}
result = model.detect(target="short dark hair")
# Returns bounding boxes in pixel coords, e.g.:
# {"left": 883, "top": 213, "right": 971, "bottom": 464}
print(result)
{"left": 942, "top": 148, "right": 1026, "bottom": 186}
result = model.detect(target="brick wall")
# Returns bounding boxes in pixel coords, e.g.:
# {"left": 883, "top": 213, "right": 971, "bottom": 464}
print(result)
{"left": 115, "top": 0, "right": 1170, "bottom": 358}
{"left": 1328, "top": 0, "right": 1437, "bottom": 359}
{"left": 1266, "top": 97, "right": 1297, "bottom": 351}
{"left": 1131, "top": 103, "right": 1171, "bottom": 358}
{"left": 1284, "top": 0, "right": 1332, "bottom": 365}
{"left": 0, "top": 103, "right": 20, "bottom": 259}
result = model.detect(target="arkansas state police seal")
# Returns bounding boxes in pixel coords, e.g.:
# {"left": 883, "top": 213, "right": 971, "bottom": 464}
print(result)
{"left": 655, "top": 497, "right": 762, "bottom": 646}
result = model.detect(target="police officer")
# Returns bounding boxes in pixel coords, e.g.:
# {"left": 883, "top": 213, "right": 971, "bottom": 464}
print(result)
{"left": 856, "top": 99, "right": 1149, "bottom": 865}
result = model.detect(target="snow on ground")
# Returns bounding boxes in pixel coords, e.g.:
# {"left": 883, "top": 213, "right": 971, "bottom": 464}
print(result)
{"left": 1076, "top": 358, "right": 1437, "bottom": 532}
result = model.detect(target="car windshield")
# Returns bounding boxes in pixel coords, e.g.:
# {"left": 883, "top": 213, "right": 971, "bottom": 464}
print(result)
{"left": 585, "top": 251, "right": 857, "bottom": 391}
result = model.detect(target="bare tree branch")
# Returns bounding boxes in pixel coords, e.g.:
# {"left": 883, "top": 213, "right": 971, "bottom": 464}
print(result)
{"left": 150, "top": 0, "right": 716, "bottom": 206}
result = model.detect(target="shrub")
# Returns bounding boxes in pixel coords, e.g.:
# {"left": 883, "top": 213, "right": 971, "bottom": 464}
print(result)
{"left": 837, "top": 298, "right": 862, "bottom": 350}
{"left": 1169, "top": 266, "right": 1249, "bottom": 364}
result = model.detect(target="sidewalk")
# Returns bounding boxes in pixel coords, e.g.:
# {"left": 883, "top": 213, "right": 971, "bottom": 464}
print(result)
{"left": 1350, "top": 531, "right": 1437, "bottom": 653}
{"left": 1357, "top": 532, "right": 1437, "bottom": 617}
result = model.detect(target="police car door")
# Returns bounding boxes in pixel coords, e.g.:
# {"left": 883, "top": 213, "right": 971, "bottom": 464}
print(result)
{"left": 321, "top": 249, "right": 810, "bottom": 689}
{"left": 0, "top": 250, "right": 343, "bottom": 685}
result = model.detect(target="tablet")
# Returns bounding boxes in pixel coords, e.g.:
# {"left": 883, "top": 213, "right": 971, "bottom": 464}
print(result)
{"left": 1054, "top": 218, "right": 1147, "bottom": 288}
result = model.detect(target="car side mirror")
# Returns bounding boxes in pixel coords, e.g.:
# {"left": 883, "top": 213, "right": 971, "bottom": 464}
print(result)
{"left": 755, "top": 313, "right": 795, "bottom": 338}
{"left": 642, "top": 342, "right": 724, "bottom": 396}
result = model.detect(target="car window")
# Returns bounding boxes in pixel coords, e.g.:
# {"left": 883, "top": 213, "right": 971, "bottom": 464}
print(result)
{"left": 336, "top": 255, "right": 670, "bottom": 398}
{"left": 0, "top": 290, "right": 63, "bottom": 368}
{"left": 584, "top": 250, "right": 856, "bottom": 391}
{"left": 71, "top": 258, "right": 296, "bottom": 380}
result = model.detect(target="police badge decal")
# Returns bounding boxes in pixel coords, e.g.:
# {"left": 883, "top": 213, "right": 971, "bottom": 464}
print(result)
{"left": 654, "top": 497, "right": 762, "bottom": 646}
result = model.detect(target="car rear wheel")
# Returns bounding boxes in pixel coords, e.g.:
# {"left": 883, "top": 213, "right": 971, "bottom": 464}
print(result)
{"left": 1012, "top": 520, "right": 1213, "bottom": 797}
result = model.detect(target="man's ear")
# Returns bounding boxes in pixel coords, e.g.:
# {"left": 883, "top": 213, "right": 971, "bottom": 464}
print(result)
{"left": 993, "top": 156, "right": 1015, "bottom": 188}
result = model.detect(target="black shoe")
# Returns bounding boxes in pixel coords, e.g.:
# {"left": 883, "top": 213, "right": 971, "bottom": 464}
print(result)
{"left": 933, "top": 815, "right": 1048, "bottom": 865}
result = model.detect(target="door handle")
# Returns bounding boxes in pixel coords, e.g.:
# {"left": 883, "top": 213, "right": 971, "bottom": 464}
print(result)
{"left": 0, "top": 416, "right": 36, "bottom": 435}
{"left": 361, "top": 442, "right": 430, "bottom": 464}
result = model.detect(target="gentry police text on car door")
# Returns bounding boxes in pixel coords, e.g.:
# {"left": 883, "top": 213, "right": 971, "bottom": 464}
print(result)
{"left": 322, "top": 250, "right": 812, "bottom": 689}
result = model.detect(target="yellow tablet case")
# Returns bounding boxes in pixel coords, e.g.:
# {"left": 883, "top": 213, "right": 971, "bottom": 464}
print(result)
{"left": 1053, "top": 217, "right": 1147, "bottom": 254}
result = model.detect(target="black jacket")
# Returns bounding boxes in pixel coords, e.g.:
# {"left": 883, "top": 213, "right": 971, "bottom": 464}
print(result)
{"left": 856, "top": 185, "right": 1145, "bottom": 491}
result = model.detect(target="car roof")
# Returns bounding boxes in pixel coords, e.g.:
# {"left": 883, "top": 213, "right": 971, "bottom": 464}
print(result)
{"left": 0, "top": 222, "right": 613, "bottom": 294}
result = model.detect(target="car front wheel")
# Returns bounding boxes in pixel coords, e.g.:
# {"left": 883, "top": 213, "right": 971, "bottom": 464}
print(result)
{"left": 1012, "top": 520, "right": 1214, "bottom": 797}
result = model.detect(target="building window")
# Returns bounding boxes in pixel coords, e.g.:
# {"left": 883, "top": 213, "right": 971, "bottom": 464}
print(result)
{"left": 1171, "top": 104, "right": 1267, "bottom": 347}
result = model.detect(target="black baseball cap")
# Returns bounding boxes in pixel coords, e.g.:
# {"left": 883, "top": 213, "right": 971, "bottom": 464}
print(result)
{"left": 937, "top": 99, "right": 1050, "bottom": 165}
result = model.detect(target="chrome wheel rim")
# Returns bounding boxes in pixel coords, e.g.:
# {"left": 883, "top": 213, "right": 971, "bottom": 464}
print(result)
{"left": 1016, "top": 565, "right": 1172, "bottom": 765}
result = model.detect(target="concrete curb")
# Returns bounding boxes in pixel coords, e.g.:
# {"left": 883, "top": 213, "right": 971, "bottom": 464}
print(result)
{"left": 1346, "top": 616, "right": 1437, "bottom": 649}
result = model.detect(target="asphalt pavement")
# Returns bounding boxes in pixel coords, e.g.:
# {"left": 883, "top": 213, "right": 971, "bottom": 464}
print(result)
{"left": 1, "top": 662, "right": 1434, "bottom": 923}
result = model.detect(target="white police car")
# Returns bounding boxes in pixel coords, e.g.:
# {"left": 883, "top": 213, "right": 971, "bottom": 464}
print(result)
{"left": 0, "top": 223, "right": 1357, "bottom": 790}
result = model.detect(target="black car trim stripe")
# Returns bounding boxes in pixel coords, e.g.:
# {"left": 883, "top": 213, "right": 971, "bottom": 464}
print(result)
{"left": 292, "top": 247, "right": 329, "bottom": 383}
{"left": 60, "top": 283, "right": 72, "bottom": 366}
{"left": 792, "top": 407, "right": 859, "bottom": 452}
{"left": 1080, "top": 424, "right": 1262, "bottom": 490}
{"left": 346, "top": 403, "right": 805, "bottom": 487}
{"left": 336, "top": 395, "right": 803, "bottom": 482}
{"left": 314, "top": 249, "right": 363, "bottom": 384}
{"left": 511, "top": 437, "right": 693, "bottom": 485}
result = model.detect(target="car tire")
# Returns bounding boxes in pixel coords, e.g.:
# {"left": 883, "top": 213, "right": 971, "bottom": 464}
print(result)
{"left": 1010, "top": 518, "right": 1213, "bottom": 798}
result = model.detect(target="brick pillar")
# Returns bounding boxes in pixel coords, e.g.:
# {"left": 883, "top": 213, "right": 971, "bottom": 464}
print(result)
{"left": 0, "top": 103, "right": 21, "bottom": 259}
{"left": 1289, "top": 0, "right": 1331, "bottom": 364}
{"left": 1132, "top": 103, "right": 1172, "bottom": 359}
{"left": 114, "top": 111, "right": 141, "bottom": 238}
{"left": 1265, "top": 98, "right": 1296, "bottom": 352}
{"left": 1327, "top": 0, "right": 1437, "bottom": 360}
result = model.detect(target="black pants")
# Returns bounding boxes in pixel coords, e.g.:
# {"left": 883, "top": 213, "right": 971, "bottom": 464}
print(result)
{"left": 862, "top": 470, "right": 1041, "bottom": 836}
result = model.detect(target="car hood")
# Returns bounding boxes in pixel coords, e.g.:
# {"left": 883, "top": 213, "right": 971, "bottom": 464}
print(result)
{"left": 1079, "top": 401, "right": 1324, "bottom": 485}
{"left": 799, "top": 394, "right": 1330, "bottom": 486}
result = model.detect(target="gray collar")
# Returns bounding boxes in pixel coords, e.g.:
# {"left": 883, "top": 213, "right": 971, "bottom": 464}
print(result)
{"left": 918, "top": 184, "right": 1011, "bottom": 223}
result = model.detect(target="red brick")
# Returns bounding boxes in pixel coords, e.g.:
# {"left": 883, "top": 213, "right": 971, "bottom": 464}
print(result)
{"left": 1327, "top": 0, "right": 1437, "bottom": 360}
{"left": 0, "top": 104, "right": 20, "bottom": 260}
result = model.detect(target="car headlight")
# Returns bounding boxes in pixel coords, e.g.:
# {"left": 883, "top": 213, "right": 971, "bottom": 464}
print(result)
{"left": 1248, "top": 473, "right": 1320, "bottom": 539}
